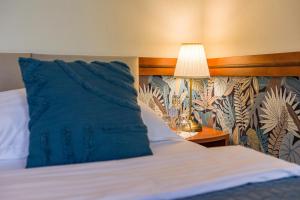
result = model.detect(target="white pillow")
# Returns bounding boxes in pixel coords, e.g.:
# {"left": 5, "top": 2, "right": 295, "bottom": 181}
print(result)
{"left": 138, "top": 101, "right": 183, "bottom": 142}
{"left": 0, "top": 89, "right": 181, "bottom": 161}
{"left": 0, "top": 89, "right": 29, "bottom": 159}
{"left": 0, "top": 158, "right": 26, "bottom": 170}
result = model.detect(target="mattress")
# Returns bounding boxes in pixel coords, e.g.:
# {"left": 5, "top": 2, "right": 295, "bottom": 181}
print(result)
{"left": 0, "top": 140, "right": 300, "bottom": 200}
{"left": 0, "top": 158, "right": 26, "bottom": 170}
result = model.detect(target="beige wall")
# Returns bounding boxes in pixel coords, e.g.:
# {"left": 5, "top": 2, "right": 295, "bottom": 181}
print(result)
{"left": 202, "top": 0, "right": 300, "bottom": 58}
{"left": 0, "top": 0, "right": 204, "bottom": 57}
{"left": 1, "top": 0, "right": 299, "bottom": 58}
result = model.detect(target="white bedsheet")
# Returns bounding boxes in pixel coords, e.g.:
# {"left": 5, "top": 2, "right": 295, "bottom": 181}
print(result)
{"left": 0, "top": 141, "right": 300, "bottom": 200}
{"left": 0, "top": 158, "right": 26, "bottom": 170}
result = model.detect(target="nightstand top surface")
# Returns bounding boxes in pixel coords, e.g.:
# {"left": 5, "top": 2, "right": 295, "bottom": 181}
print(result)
{"left": 187, "top": 126, "right": 229, "bottom": 143}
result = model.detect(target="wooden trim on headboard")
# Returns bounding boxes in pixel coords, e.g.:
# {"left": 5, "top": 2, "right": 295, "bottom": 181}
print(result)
{"left": 139, "top": 52, "right": 300, "bottom": 76}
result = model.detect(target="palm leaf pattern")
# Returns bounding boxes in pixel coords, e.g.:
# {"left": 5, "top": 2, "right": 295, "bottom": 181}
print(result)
{"left": 213, "top": 77, "right": 228, "bottom": 97}
{"left": 260, "top": 87, "right": 300, "bottom": 137}
{"left": 233, "top": 83, "right": 250, "bottom": 134}
{"left": 163, "top": 77, "right": 186, "bottom": 110}
{"left": 279, "top": 133, "right": 300, "bottom": 164}
{"left": 194, "top": 79, "right": 218, "bottom": 112}
{"left": 284, "top": 77, "right": 300, "bottom": 103}
{"left": 246, "top": 128, "right": 261, "bottom": 151}
{"left": 239, "top": 77, "right": 259, "bottom": 103}
{"left": 215, "top": 98, "right": 235, "bottom": 136}
{"left": 286, "top": 103, "right": 300, "bottom": 133}
{"left": 138, "top": 85, "right": 165, "bottom": 117}
{"left": 256, "top": 128, "right": 269, "bottom": 153}
{"left": 268, "top": 106, "right": 288, "bottom": 157}
{"left": 139, "top": 76, "right": 300, "bottom": 164}
{"left": 223, "top": 78, "right": 238, "bottom": 97}
{"left": 249, "top": 92, "right": 265, "bottom": 129}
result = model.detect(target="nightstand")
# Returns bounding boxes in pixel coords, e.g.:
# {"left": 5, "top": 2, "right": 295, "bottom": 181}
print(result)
{"left": 187, "top": 127, "right": 229, "bottom": 147}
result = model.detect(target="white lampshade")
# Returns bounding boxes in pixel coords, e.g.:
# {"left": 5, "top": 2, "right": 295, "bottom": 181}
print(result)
{"left": 174, "top": 44, "right": 210, "bottom": 78}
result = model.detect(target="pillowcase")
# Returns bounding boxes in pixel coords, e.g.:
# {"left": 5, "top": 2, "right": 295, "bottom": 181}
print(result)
{"left": 19, "top": 58, "right": 152, "bottom": 168}
{"left": 138, "top": 101, "right": 182, "bottom": 142}
{"left": 0, "top": 89, "right": 180, "bottom": 163}
{"left": 0, "top": 158, "right": 26, "bottom": 171}
{"left": 0, "top": 89, "right": 29, "bottom": 160}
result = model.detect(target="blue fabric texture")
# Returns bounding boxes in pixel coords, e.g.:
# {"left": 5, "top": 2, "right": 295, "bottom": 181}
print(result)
{"left": 176, "top": 176, "right": 300, "bottom": 200}
{"left": 19, "top": 58, "right": 152, "bottom": 168}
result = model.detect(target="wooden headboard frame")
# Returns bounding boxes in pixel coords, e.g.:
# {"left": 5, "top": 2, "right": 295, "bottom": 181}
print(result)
{"left": 139, "top": 52, "right": 300, "bottom": 76}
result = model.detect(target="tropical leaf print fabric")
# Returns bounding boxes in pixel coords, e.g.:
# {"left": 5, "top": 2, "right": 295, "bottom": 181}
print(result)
{"left": 139, "top": 76, "right": 300, "bottom": 164}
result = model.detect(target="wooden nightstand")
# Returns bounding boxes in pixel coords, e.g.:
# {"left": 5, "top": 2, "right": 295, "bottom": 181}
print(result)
{"left": 187, "top": 127, "right": 229, "bottom": 147}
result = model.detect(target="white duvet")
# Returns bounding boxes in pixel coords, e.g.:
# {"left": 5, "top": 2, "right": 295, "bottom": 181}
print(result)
{"left": 0, "top": 140, "right": 300, "bottom": 200}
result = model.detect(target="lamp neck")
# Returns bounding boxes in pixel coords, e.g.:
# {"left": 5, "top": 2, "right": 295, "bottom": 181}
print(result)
{"left": 189, "top": 79, "right": 193, "bottom": 120}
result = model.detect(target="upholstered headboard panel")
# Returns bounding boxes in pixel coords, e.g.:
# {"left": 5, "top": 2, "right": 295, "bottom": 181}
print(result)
{"left": 0, "top": 53, "right": 31, "bottom": 91}
{"left": 0, "top": 53, "right": 139, "bottom": 92}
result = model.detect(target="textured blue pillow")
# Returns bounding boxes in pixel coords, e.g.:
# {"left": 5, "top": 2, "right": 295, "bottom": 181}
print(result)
{"left": 19, "top": 58, "right": 152, "bottom": 168}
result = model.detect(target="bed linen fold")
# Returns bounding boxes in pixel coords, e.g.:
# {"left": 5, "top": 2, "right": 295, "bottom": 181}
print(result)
{"left": 0, "top": 141, "right": 300, "bottom": 200}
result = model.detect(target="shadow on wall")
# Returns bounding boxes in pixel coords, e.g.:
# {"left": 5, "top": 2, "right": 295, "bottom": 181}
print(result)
{"left": 139, "top": 76, "right": 300, "bottom": 164}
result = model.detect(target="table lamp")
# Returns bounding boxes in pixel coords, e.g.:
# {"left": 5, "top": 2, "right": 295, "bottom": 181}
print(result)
{"left": 174, "top": 43, "right": 210, "bottom": 132}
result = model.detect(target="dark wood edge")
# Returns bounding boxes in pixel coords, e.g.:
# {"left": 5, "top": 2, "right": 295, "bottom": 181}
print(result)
{"left": 188, "top": 135, "right": 229, "bottom": 143}
{"left": 139, "top": 52, "right": 300, "bottom": 76}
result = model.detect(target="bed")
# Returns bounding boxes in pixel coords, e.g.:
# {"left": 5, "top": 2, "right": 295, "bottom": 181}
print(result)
{"left": 0, "top": 53, "right": 300, "bottom": 200}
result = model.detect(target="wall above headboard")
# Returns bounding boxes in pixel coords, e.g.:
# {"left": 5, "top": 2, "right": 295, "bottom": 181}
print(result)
{"left": 139, "top": 52, "right": 300, "bottom": 76}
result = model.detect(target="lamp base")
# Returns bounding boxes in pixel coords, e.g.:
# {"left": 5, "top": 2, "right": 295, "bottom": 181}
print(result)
{"left": 181, "top": 120, "right": 202, "bottom": 132}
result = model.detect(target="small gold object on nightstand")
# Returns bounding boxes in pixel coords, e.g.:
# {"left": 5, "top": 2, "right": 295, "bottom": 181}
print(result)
{"left": 181, "top": 114, "right": 202, "bottom": 132}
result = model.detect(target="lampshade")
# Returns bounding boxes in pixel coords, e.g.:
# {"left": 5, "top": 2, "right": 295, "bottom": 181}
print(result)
{"left": 174, "top": 44, "right": 210, "bottom": 78}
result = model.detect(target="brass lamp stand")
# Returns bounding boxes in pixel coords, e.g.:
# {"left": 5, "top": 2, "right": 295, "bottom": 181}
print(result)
{"left": 181, "top": 79, "right": 202, "bottom": 132}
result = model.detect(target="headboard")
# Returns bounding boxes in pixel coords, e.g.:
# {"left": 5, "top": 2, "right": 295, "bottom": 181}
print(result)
{"left": 0, "top": 53, "right": 31, "bottom": 92}
{"left": 139, "top": 52, "right": 300, "bottom": 76}
{"left": 0, "top": 53, "right": 139, "bottom": 92}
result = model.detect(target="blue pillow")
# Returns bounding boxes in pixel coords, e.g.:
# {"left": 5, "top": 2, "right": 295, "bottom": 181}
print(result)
{"left": 19, "top": 58, "right": 152, "bottom": 168}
